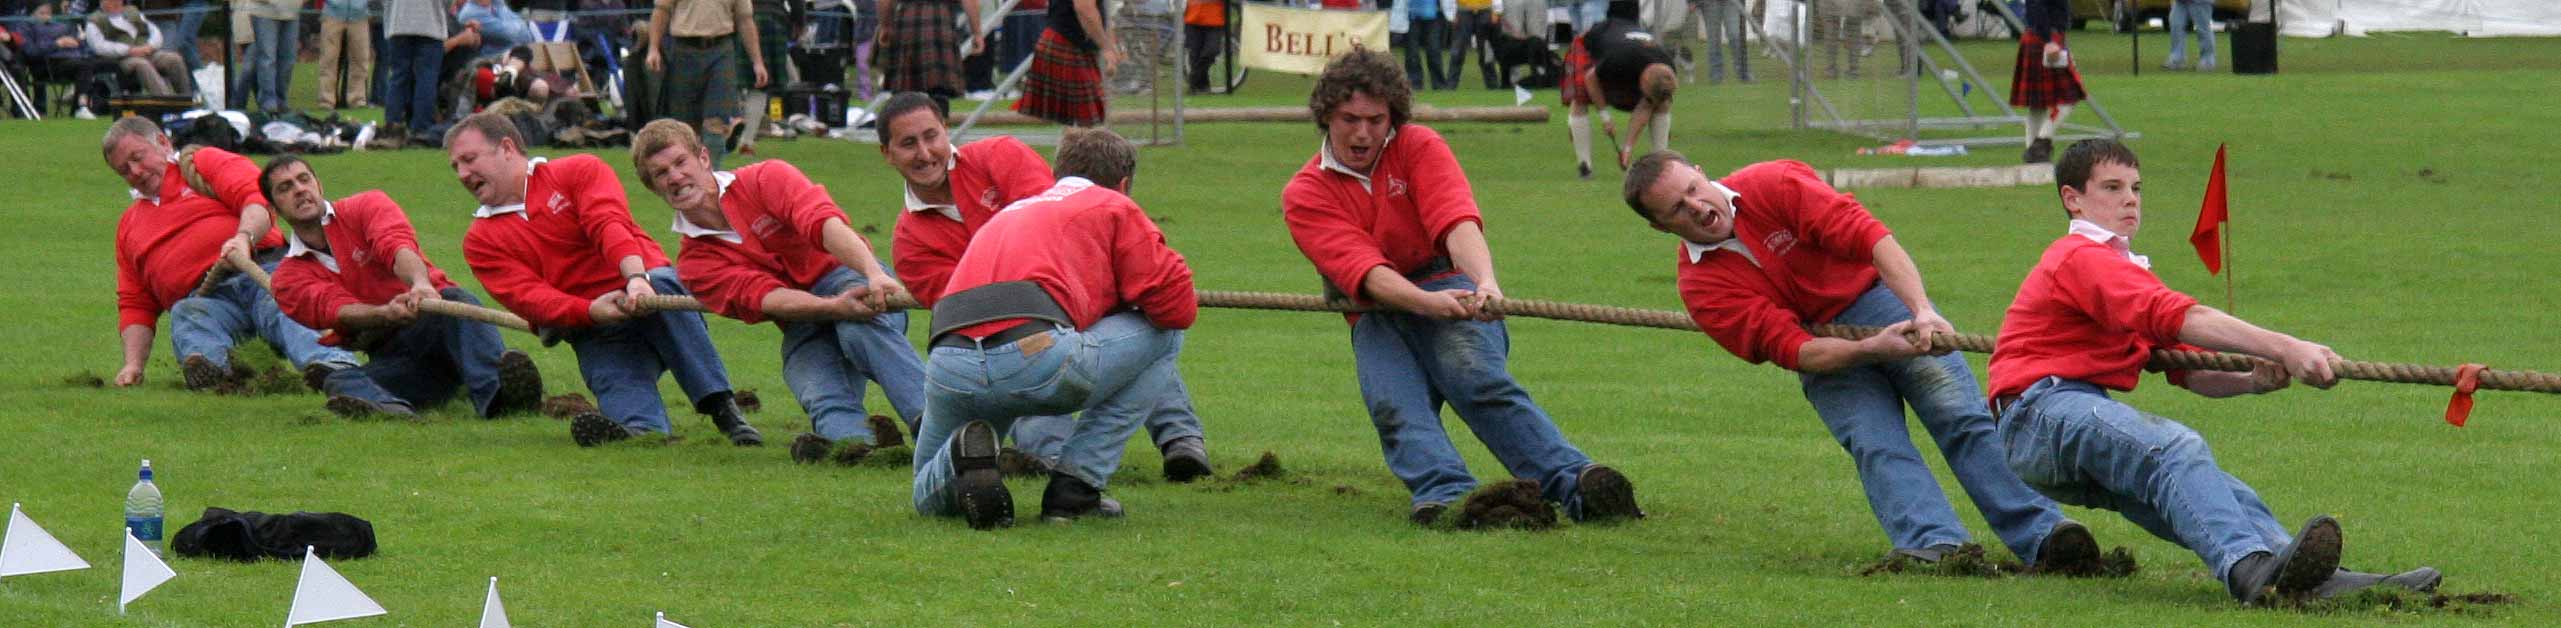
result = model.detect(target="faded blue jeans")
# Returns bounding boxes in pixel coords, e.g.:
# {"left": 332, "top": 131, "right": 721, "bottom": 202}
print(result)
{"left": 912, "top": 311, "right": 1186, "bottom": 517}
{"left": 1352, "top": 274, "right": 1600, "bottom": 518}
{"left": 1801, "top": 283, "right": 2065, "bottom": 561}
{"left": 561, "top": 267, "right": 734, "bottom": 433}
{"left": 323, "top": 288, "right": 514, "bottom": 415}
{"left": 2000, "top": 376, "right": 2293, "bottom": 581}
{"left": 2165, "top": 0, "right": 2217, "bottom": 68}
{"left": 169, "top": 260, "right": 358, "bottom": 373}
{"left": 778, "top": 266, "right": 926, "bottom": 443}
{"left": 233, "top": 16, "right": 300, "bottom": 112}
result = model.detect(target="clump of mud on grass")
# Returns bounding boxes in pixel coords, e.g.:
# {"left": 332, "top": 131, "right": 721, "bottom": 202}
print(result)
{"left": 242, "top": 365, "right": 307, "bottom": 395}
{"left": 867, "top": 414, "right": 907, "bottom": 448}
{"left": 1457, "top": 479, "right": 1557, "bottom": 531}
{"left": 2286, "top": 588, "right": 2516, "bottom": 616}
{"left": 62, "top": 371, "right": 106, "bottom": 388}
{"left": 733, "top": 388, "right": 762, "bottom": 413}
{"left": 1230, "top": 451, "right": 1287, "bottom": 482}
{"left": 857, "top": 444, "right": 914, "bottom": 469}
{"left": 1859, "top": 544, "right": 2024, "bottom": 578}
{"left": 541, "top": 393, "right": 597, "bottom": 419}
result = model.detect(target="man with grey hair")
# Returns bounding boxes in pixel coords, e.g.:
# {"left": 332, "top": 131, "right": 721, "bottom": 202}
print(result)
{"left": 909, "top": 127, "right": 1204, "bottom": 529}
{"left": 99, "top": 118, "right": 370, "bottom": 398}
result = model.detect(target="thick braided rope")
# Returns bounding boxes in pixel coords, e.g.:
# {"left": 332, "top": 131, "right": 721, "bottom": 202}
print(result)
{"left": 207, "top": 247, "right": 535, "bottom": 332}
{"left": 613, "top": 289, "right": 2561, "bottom": 394}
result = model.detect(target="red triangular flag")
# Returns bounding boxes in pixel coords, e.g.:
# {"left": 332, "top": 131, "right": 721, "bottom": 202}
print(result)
{"left": 2191, "top": 144, "right": 2230, "bottom": 274}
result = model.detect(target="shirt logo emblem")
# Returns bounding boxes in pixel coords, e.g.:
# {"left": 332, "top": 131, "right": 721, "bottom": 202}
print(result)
{"left": 751, "top": 216, "right": 781, "bottom": 238}
{"left": 979, "top": 187, "right": 999, "bottom": 209}
{"left": 1763, "top": 230, "right": 1798, "bottom": 257}
{"left": 547, "top": 192, "right": 570, "bottom": 213}
{"left": 1387, "top": 176, "right": 1408, "bottom": 198}
{"left": 349, "top": 248, "right": 371, "bottom": 266}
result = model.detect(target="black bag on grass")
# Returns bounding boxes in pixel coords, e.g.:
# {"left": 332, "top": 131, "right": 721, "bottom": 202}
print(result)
{"left": 172, "top": 507, "right": 378, "bottom": 561}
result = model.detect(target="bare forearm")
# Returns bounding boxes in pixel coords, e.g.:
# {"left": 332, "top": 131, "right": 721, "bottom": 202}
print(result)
{"left": 1076, "top": 0, "right": 1110, "bottom": 50}
{"left": 1794, "top": 337, "right": 1880, "bottom": 373}
{"left": 2177, "top": 306, "right": 2294, "bottom": 359}
{"left": 759, "top": 288, "right": 845, "bottom": 321}
{"left": 1442, "top": 222, "right": 1498, "bottom": 288}
{"left": 236, "top": 205, "right": 274, "bottom": 242}
{"left": 120, "top": 325, "right": 154, "bottom": 369}
{"left": 2181, "top": 371, "right": 2260, "bottom": 398}
{"left": 1869, "top": 236, "right": 1934, "bottom": 315}
{"left": 617, "top": 255, "right": 650, "bottom": 278}
{"left": 646, "top": 8, "right": 670, "bottom": 51}
{"left": 818, "top": 219, "right": 886, "bottom": 276}
{"left": 336, "top": 303, "right": 402, "bottom": 329}
{"left": 1358, "top": 265, "right": 1428, "bottom": 311}
{"left": 392, "top": 249, "right": 436, "bottom": 290}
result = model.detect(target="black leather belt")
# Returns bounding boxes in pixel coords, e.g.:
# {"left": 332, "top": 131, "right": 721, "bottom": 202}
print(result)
{"left": 932, "top": 319, "right": 1049, "bottom": 350}
{"left": 673, "top": 34, "right": 733, "bottom": 47}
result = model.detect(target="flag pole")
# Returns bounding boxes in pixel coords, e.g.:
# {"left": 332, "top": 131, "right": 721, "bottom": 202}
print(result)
{"left": 2223, "top": 215, "right": 2235, "bottom": 312}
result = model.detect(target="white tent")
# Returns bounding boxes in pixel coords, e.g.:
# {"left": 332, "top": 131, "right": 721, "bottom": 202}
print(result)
{"left": 2280, "top": 0, "right": 2561, "bottom": 37}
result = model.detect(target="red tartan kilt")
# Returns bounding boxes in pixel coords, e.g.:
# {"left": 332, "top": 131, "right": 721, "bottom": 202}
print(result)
{"left": 879, "top": 0, "right": 964, "bottom": 95}
{"left": 1559, "top": 37, "right": 1595, "bottom": 106}
{"left": 2009, "top": 32, "right": 2086, "bottom": 108}
{"left": 1011, "top": 30, "right": 1107, "bottom": 125}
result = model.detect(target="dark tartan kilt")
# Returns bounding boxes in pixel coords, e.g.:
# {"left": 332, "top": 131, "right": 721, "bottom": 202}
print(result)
{"left": 1011, "top": 30, "right": 1106, "bottom": 126}
{"left": 880, "top": 0, "right": 964, "bottom": 96}
{"left": 2009, "top": 31, "right": 2087, "bottom": 109}
{"left": 1559, "top": 37, "right": 1594, "bottom": 106}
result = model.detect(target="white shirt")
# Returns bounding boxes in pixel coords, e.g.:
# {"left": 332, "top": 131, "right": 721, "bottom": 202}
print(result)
{"left": 1679, "top": 181, "right": 1756, "bottom": 267}
{"left": 1317, "top": 130, "right": 1399, "bottom": 193}
{"left": 2067, "top": 218, "right": 2150, "bottom": 269}
{"left": 283, "top": 202, "right": 342, "bottom": 273}
{"left": 669, "top": 171, "right": 744, "bottom": 244}
{"left": 472, "top": 157, "right": 547, "bottom": 219}
{"left": 901, "top": 156, "right": 963, "bottom": 223}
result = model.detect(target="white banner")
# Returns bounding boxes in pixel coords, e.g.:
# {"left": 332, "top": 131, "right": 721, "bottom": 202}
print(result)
{"left": 1239, "top": 5, "right": 1391, "bottom": 75}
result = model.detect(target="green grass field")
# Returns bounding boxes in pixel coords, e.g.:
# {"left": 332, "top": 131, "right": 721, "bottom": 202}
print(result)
{"left": 4, "top": 31, "right": 2560, "bottom": 625}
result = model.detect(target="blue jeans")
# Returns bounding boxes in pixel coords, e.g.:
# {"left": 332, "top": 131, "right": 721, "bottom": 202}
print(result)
{"left": 1570, "top": 0, "right": 1609, "bottom": 33}
{"left": 562, "top": 267, "right": 734, "bottom": 433}
{"left": 323, "top": 288, "right": 514, "bottom": 416}
{"left": 2165, "top": 0, "right": 2217, "bottom": 66}
{"left": 2000, "top": 377, "right": 2293, "bottom": 581}
{"left": 171, "top": 2, "right": 211, "bottom": 70}
{"left": 1005, "top": 361, "right": 1206, "bottom": 469}
{"left": 234, "top": 16, "right": 300, "bottom": 112}
{"left": 1702, "top": 0, "right": 1750, "bottom": 82}
{"left": 382, "top": 35, "right": 442, "bottom": 130}
{"left": 911, "top": 312, "right": 1186, "bottom": 517}
{"left": 1400, "top": 17, "right": 1449, "bottom": 88}
{"left": 1351, "top": 274, "right": 1597, "bottom": 517}
{"left": 1800, "top": 283, "right": 2065, "bottom": 560}
{"left": 778, "top": 266, "right": 927, "bottom": 443}
{"left": 168, "top": 260, "right": 358, "bottom": 374}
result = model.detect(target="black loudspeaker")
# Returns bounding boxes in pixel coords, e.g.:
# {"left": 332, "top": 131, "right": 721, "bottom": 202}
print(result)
{"left": 2233, "top": 21, "right": 2278, "bottom": 74}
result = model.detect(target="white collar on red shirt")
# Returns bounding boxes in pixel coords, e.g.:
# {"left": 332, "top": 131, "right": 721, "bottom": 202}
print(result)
{"left": 283, "top": 202, "right": 341, "bottom": 272}
{"left": 1317, "top": 130, "right": 1400, "bottom": 193}
{"left": 128, "top": 151, "right": 184, "bottom": 204}
{"left": 472, "top": 157, "right": 547, "bottom": 219}
{"left": 1679, "top": 181, "right": 1755, "bottom": 266}
{"left": 2066, "top": 218, "right": 2150, "bottom": 269}
{"left": 670, "top": 171, "right": 744, "bottom": 244}
{"left": 901, "top": 156, "right": 963, "bottom": 222}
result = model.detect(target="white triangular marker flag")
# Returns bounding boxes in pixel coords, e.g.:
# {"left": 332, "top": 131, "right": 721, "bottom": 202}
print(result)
{"left": 285, "top": 547, "right": 386, "bottom": 626}
{"left": 120, "top": 530, "right": 177, "bottom": 613}
{"left": 655, "top": 611, "right": 692, "bottom": 628}
{"left": 0, "top": 503, "right": 91, "bottom": 577}
{"left": 1513, "top": 85, "right": 1535, "bottom": 107}
{"left": 479, "top": 577, "right": 510, "bottom": 628}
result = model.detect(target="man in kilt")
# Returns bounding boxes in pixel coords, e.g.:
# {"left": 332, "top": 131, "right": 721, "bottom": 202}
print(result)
{"left": 1012, "top": 0, "right": 1122, "bottom": 126}
{"left": 648, "top": 0, "right": 769, "bottom": 168}
{"left": 2010, "top": 0, "right": 2085, "bottom": 164}
{"left": 877, "top": 0, "right": 985, "bottom": 101}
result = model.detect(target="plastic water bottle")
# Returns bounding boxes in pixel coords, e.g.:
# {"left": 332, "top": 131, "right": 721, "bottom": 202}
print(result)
{"left": 125, "top": 460, "right": 164, "bottom": 558}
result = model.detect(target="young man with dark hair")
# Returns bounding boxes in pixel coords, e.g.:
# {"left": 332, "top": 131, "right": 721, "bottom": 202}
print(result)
{"left": 1284, "top": 48, "right": 1642, "bottom": 526}
{"left": 446, "top": 112, "right": 764, "bottom": 448}
{"left": 629, "top": 119, "right": 924, "bottom": 461}
{"left": 910, "top": 127, "right": 1197, "bottom": 529}
{"left": 1561, "top": 0, "right": 1675, "bottom": 177}
{"left": 262, "top": 156, "right": 545, "bottom": 419}
{"left": 878, "top": 91, "right": 1214, "bottom": 481}
{"left": 1989, "top": 139, "right": 2439, "bottom": 603}
{"left": 99, "top": 117, "right": 364, "bottom": 394}
{"left": 1619, "top": 149, "right": 2097, "bottom": 570}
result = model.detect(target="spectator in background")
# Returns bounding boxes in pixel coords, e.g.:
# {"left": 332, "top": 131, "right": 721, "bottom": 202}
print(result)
{"left": 458, "top": 0, "right": 533, "bottom": 59}
{"left": 2010, "top": 0, "right": 2082, "bottom": 163}
{"left": 1391, "top": 0, "right": 1448, "bottom": 90}
{"left": 82, "top": 0, "right": 190, "bottom": 96}
{"left": 231, "top": 0, "right": 298, "bottom": 111}
{"left": 16, "top": 1, "right": 109, "bottom": 116}
{"left": 1696, "top": 0, "right": 1747, "bottom": 83}
{"left": 733, "top": 0, "right": 798, "bottom": 155}
{"left": 959, "top": 0, "right": 994, "bottom": 99}
{"left": 2162, "top": 0, "right": 2215, "bottom": 71}
{"left": 166, "top": 0, "right": 210, "bottom": 70}
{"left": 380, "top": 0, "right": 445, "bottom": 145}
{"left": 996, "top": 0, "right": 1044, "bottom": 91}
{"left": 1444, "top": 0, "right": 1491, "bottom": 89}
{"left": 876, "top": 0, "right": 982, "bottom": 102}
{"left": 645, "top": 0, "right": 765, "bottom": 167}
{"left": 1179, "top": 0, "right": 1219, "bottom": 93}
{"left": 1010, "top": 0, "right": 1114, "bottom": 125}
{"left": 316, "top": 0, "right": 375, "bottom": 109}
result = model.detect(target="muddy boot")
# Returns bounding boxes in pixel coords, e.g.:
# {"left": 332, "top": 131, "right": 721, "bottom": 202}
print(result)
{"left": 325, "top": 395, "right": 416, "bottom": 419}
{"left": 2226, "top": 515, "right": 2343, "bottom": 604}
{"left": 570, "top": 412, "right": 638, "bottom": 447}
{"left": 2314, "top": 566, "right": 2442, "bottom": 599}
{"left": 789, "top": 432, "right": 833, "bottom": 465}
{"left": 1159, "top": 436, "right": 1212, "bottom": 483}
{"left": 2033, "top": 519, "right": 2102, "bottom": 575}
{"left": 952, "top": 420, "right": 1014, "bottom": 530}
{"left": 488, "top": 350, "right": 544, "bottom": 417}
{"left": 1573, "top": 464, "right": 1644, "bottom": 522}
{"left": 695, "top": 392, "right": 766, "bottom": 447}
{"left": 1409, "top": 502, "right": 1451, "bottom": 527}
{"left": 302, "top": 362, "right": 352, "bottom": 392}
{"left": 1039, "top": 472, "right": 1123, "bottom": 523}
{"left": 180, "top": 354, "right": 230, "bottom": 391}
{"left": 867, "top": 414, "right": 906, "bottom": 448}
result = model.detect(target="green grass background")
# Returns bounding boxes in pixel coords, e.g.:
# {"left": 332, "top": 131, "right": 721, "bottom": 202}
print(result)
{"left": 2, "top": 31, "right": 2559, "bottom": 625}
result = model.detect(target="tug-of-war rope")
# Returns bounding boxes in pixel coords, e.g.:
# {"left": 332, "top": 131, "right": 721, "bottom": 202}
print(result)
{"left": 204, "top": 252, "right": 2561, "bottom": 425}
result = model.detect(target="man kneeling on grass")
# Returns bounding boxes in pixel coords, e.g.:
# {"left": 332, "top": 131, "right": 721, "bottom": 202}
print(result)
{"left": 263, "top": 156, "right": 546, "bottom": 419}
{"left": 1988, "top": 139, "right": 2439, "bottom": 604}
{"left": 628, "top": 119, "right": 926, "bottom": 462}
{"left": 910, "top": 127, "right": 1203, "bottom": 529}
{"left": 1619, "top": 150, "right": 2101, "bottom": 572}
